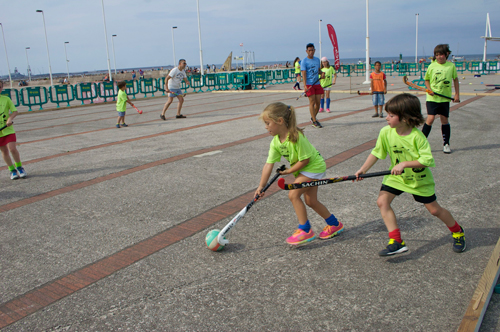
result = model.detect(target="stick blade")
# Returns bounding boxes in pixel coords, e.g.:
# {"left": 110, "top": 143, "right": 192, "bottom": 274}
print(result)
{"left": 277, "top": 178, "right": 285, "bottom": 190}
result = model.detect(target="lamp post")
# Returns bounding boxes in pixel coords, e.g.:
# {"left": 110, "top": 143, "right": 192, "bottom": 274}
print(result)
{"left": 25, "top": 47, "right": 31, "bottom": 81}
{"left": 319, "top": 19, "right": 322, "bottom": 59}
{"left": 64, "top": 41, "right": 70, "bottom": 79}
{"left": 111, "top": 34, "right": 117, "bottom": 75}
{"left": 100, "top": 0, "right": 112, "bottom": 81}
{"left": 36, "top": 10, "right": 54, "bottom": 86}
{"left": 196, "top": 0, "right": 204, "bottom": 76}
{"left": 415, "top": 13, "right": 419, "bottom": 64}
{"left": 363, "top": 0, "right": 370, "bottom": 84}
{"left": 172, "top": 26, "right": 177, "bottom": 67}
{"left": 0, "top": 23, "right": 13, "bottom": 88}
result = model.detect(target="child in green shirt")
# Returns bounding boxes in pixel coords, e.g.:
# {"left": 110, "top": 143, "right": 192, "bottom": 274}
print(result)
{"left": 116, "top": 81, "right": 134, "bottom": 128}
{"left": 0, "top": 80, "right": 27, "bottom": 180}
{"left": 355, "top": 94, "right": 465, "bottom": 256}
{"left": 256, "top": 102, "right": 343, "bottom": 246}
{"left": 422, "top": 44, "right": 460, "bottom": 154}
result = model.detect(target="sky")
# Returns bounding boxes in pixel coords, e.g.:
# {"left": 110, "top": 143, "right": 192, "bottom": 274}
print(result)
{"left": 1, "top": 0, "right": 499, "bottom": 75}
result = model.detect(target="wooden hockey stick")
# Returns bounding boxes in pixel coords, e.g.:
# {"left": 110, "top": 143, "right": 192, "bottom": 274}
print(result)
{"left": 403, "top": 76, "right": 456, "bottom": 101}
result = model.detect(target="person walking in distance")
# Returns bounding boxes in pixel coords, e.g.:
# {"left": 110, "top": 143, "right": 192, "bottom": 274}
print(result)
{"left": 301, "top": 43, "right": 325, "bottom": 128}
{"left": 160, "top": 59, "right": 190, "bottom": 120}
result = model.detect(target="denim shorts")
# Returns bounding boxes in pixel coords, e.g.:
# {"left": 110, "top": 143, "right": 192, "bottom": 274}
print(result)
{"left": 169, "top": 88, "right": 183, "bottom": 98}
{"left": 117, "top": 111, "right": 125, "bottom": 116}
{"left": 372, "top": 92, "right": 385, "bottom": 106}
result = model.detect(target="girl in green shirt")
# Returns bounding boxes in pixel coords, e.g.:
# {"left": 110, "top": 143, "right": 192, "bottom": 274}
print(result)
{"left": 319, "top": 57, "right": 337, "bottom": 113}
{"left": 256, "top": 102, "right": 343, "bottom": 246}
{"left": 292, "top": 57, "right": 302, "bottom": 90}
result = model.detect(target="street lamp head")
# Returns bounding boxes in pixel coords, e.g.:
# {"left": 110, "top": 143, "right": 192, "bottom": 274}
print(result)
{"left": 172, "top": 26, "right": 177, "bottom": 29}
{"left": 64, "top": 41, "right": 69, "bottom": 44}
{"left": 26, "top": 47, "right": 30, "bottom": 49}
{"left": 36, "top": 10, "right": 43, "bottom": 13}
{"left": 112, "top": 34, "right": 117, "bottom": 37}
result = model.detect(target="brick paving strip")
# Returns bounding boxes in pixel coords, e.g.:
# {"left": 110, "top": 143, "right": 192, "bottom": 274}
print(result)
{"left": 0, "top": 95, "right": 484, "bottom": 328}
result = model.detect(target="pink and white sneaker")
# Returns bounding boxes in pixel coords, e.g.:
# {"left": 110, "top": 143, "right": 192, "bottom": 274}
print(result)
{"left": 286, "top": 229, "right": 316, "bottom": 245}
{"left": 326, "top": 108, "right": 331, "bottom": 113}
{"left": 319, "top": 108, "right": 324, "bottom": 113}
{"left": 319, "top": 221, "right": 344, "bottom": 240}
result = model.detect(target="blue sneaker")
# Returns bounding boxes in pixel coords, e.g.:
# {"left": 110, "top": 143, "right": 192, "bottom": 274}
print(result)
{"left": 17, "top": 167, "right": 27, "bottom": 178}
{"left": 116, "top": 124, "right": 120, "bottom": 128}
{"left": 452, "top": 227, "right": 466, "bottom": 253}
{"left": 121, "top": 123, "right": 128, "bottom": 127}
{"left": 10, "top": 170, "right": 19, "bottom": 180}
{"left": 379, "top": 239, "right": 408, "bottom": 256}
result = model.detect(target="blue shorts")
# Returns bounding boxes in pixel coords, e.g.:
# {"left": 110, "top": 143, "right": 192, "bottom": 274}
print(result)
{"left": 169, "top": 88, "right": 183, "bottom": 98}
{"left": 372, "top": 92, "right": 385, "bottom": 106}
{"left": 117, "top": 111, "right": 125, "bottom": 116}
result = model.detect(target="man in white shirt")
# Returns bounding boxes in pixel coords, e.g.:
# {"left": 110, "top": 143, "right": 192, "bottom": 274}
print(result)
{"left": 160, "top": 59, "right": 190, "bottom": 119}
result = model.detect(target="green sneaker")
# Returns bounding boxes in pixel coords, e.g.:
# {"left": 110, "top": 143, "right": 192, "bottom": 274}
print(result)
{"left": 379, "top": 239, "right": 408, "bottom": 256}
{"left": 452, "top": 227, "right": 466, "bottom": 253}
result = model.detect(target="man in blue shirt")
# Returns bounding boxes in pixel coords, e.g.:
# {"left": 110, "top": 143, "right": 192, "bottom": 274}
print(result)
{"left": 301, "top": 43, "right": 325, "bottom": 128}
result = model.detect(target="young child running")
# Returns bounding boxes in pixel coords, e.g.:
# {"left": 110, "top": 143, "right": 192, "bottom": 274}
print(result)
{"left": 422, "top": 44, "right": 460, "bottom": 154}
{"left": 0, "top": 80, "right": 27, "bottom": 180}
{"left": 256, "top": 102, "right": 343, "bottom": 245}
{"left": 354, "top": 94, "right": 465, "bottom": 256}
{"left": 116, "top": 81, "right": 134, "bottom": 128}
{"left": 293, "top": 57, "right": 302, "bottom": 90}
{"left": 370, "top": 61, "right": 387, "bottom": 118}
{"left": 319, "top": 57, "right": 337, "bottom": 113}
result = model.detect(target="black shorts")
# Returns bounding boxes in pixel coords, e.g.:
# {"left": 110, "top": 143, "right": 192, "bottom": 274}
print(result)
{"left": 380, "top": 184, "right": 436, "bottom": 204}
{"left": 426, "top": 101, "right": 450, "bottom": 117}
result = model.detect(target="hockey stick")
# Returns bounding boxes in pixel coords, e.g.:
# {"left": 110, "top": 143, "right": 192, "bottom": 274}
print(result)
{"left": 277, "top": 170, "right": 391, "bottom": 190}
{"left": 0, "top": 114, "right": 11, "bottom": 132}
{"left": 157, "top": 87, "right": 186, "bottom": 97}
{"left": 403, "top": 76, "right": 456, "bottom": 101}
{"left": 357, "top": 90, "right": 370, "bottom": 96}
{"left": 296, "top": 76, "right": 321, "bottom": 100}
{"left": 132, "top": 105, "right": 143, "bottom": 114}
{"left": 217, "top": 165, "right": 286, "bottom": 245}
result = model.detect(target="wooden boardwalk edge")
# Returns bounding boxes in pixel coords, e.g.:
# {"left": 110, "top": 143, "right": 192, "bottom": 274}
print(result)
{"left": 458, "top": 237, "right": 500, "bottom": 332}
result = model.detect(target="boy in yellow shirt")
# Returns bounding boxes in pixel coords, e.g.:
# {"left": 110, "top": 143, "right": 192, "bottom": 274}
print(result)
{"left": 422, "top": 44, "right": 459, "bottom": 154}
{"left": 116, "top": 81, "right": 134, "bottom": 128}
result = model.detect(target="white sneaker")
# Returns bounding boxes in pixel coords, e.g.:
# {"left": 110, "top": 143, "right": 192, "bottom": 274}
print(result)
{"left": 10, "top": 170, "right": 19, "bottom": 180}
{"left": 443, "top": 144, "right": 451, "bottom": 154}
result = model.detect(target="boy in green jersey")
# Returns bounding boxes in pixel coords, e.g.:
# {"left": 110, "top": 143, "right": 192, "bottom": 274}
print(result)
{"left": 116, "top": 81, "right": 134, "bottom": 128}
{"left": 355, "top": 94, "right": 465, "bottom": 256}
{"left": 422, "top": 44, "right": 460, "bottom": 154}
{"left": 0, "top": 80, "right": 27, "bottom": 179}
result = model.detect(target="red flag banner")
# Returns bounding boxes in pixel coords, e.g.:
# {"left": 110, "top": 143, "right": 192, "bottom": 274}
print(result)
{"left": 327, "top": 24, "right": 340, "bottom": 70}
